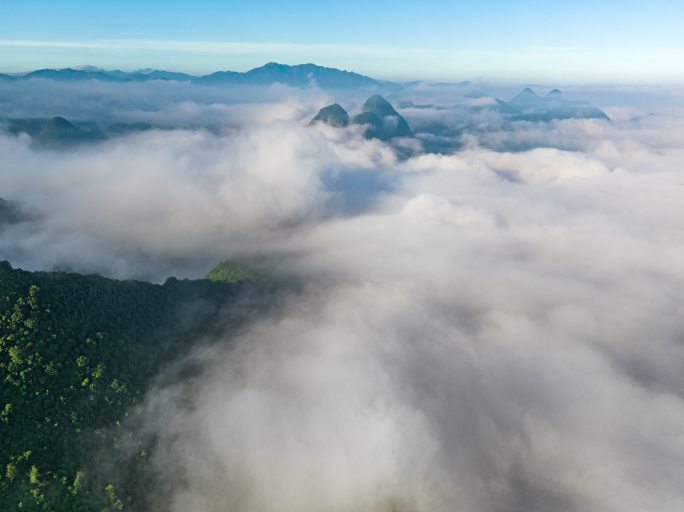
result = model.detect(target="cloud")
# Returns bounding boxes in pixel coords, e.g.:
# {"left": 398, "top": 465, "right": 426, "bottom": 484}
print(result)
{"left": 0, "top": 99, "right": 397, "bottom": 279}
{"left": 137, "top": 176, "right": 684, "bottom": 511}
{"left": 0, "top": 77, "right": 331, "bottom": 126}
{"left": 2, "top": 80, "right": 684, "bottom": 511}
{"left": 401, "top": 193, "right": 495, "bottom": 227}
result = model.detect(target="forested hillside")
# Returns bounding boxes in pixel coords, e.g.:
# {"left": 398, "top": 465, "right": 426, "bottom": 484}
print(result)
{"left": 0, "top": 261, "right": 267, "bottom": 510}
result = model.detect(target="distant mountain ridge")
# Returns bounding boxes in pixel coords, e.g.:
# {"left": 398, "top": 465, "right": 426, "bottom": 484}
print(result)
{"left": 497, "top": 87, "right": 609, "bottom": 121}
{"left": 3, "top": 65, "right": 611, "bottom": 124}
{"left": 11, "top": 62, "right": 381, "bottom": 90}
{"left": 196, "top": 62, "right": 379, "bottom": 89}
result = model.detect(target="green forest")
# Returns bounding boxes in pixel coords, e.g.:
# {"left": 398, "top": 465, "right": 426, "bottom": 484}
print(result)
{"left": 0, "top": 260, "right": 270, "bottom": 510}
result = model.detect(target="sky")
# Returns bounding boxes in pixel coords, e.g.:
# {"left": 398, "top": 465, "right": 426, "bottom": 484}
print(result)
{"left": 1, "top": 0, "right": 684, "bottom": 82}
{"left": 3, "top": 5, "right": 684, "bottom": 509}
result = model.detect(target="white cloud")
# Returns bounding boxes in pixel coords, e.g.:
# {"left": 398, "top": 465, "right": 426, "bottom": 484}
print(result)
{"left": 2, "top": 81, "right": 684, "bottom": 511}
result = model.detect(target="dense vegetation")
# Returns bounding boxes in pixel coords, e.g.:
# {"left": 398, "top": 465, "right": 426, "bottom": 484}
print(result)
{"left": 206, "top": 259, "right": 267, "bottom": 284}
{"left": 0, "top": 260, "right": 269, "bottom": 510}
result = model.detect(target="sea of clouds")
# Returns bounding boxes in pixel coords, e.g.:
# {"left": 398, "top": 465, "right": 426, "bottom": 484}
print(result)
{"left": 1, "top": 78, "right": 684, "bottom": 511}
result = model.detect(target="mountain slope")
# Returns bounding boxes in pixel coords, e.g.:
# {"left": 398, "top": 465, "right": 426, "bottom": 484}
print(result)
{"left": 499, "top": 88, "right": 609, "bottom": 121}
{"left": 24, "top": 68, "right": 125, "bottom": 82}
{"left": 195, "top": 62, "right": 379, "bottom": 89}
{"left": 15, "top": 63, "right": 382, "bottom": 89}
{"left": 0, "top": 261, "right": 271, "bottom": 511}
{"left": 508, "top": 87, "right": 542, "bottom": 108}
{"left": 22, "top": 68, "right": 190, "bottom": 83}
{"left": 352, "top": 95, "right": 414, "bottom": 139}
{"left": 310, "top": 103, "right": 350, "bottom": 127}
{"left": 140, "top": 69, "right": 194, "bottom": 81}
{"left": 33, "top": 117, "right": 105, "bottom": 148}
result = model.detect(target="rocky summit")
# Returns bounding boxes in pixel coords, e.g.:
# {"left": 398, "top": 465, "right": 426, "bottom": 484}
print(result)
{"left": 352, "top": 95, "right": 414, "bottom": 140}
{"left": 310, "top": 103, "right": 350, "bottom": 127}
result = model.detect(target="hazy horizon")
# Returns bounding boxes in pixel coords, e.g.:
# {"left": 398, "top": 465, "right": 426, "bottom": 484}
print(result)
{"left": 2, "top": 0, "right": 684, "bottom": 83}
{"left": 2, "top": 42, "right": 683, "bottom": 84}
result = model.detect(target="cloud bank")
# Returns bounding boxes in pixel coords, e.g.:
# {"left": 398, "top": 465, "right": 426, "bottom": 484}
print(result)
{"left": 1, "top": 80, "right": 684, "bottom": 511}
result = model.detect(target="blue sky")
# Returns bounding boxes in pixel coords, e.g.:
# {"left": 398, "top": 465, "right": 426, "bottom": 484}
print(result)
{"left": 1, "top": 0, "right": 683, "bottom": 82}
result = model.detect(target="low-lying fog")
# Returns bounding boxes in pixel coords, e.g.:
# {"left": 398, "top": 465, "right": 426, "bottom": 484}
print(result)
{"left": 2, "top": 77, "right": 684, "bottom": 511}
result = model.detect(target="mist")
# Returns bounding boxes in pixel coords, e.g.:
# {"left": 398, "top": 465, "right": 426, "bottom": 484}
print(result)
{"left": 2, "top": 78, "right": 684, "bottom": 511}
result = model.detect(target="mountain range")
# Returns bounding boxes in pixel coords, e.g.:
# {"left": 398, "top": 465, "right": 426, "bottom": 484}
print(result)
{"left": 196, "top": 62, "right": 379, "bottom": 88}
{"left": 3, "top": 62, "right": 382, "bottom": 90}
{"left": 1, "top": 63, "right": 610, "bottom": 122}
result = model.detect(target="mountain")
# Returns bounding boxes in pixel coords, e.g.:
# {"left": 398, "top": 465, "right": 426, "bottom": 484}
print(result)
{"left": 2, "top": 117, "right": 190, "bottom": 147}
{"left": 193, "top": 69, "right": 243, "bottom": 84}
{"left": 33, "top": 116, "right": 105, "bottom": 148}
{"left": 13, "top": 63, "right": 381, "bottom": 89}
{"left": 24, "top": 68, "right": 126, "bottom": 82}
{"left": 195, "top": 62, "right": 379, "bottom": 89}
{"left": 245, "top": 62, "right": 376, "bottom": 88}
{"left": 206, "top": 259, "right": 270, "bottom": 284}
{"left": 38, "top": 116, "right": 80, "bottom": 139}
{"left": 430, "top": 80, "right": 473, "bottom": 88}
{"left": 310, "top": 95, "right": 413, "bottom": 140}
{"left": 109, "top": 69, "right": 195, "bottom": 82}
{"left": 98, "top": 69, "right": 151, "bottom": 81}
{"left": 397, "top": 100, "right": 446, "bottom": 110}
{"left": 0, "top": 260, "right": 272, "bottom": 511}
{"left": 0, "top": 74, "right": 15, "bottom": 81}
{"left": 140, "top": 69, "right": 194, "bottom": 81}
{"left": 508, "top": 87, "right": 542, "bottom": 108}
{"left": 22, "top": 67, "right": 194, "bottom": 83}
{"left": 498, "top": 88, "right": 609, "bottom": 121}
{"left": 352, "top": 95, "right": 414, "bottom": 139}
{"left": 1, "top": 116, "right": 107, "bottom": 149}
{"left": 361, "top": 94, "right": 402, "bottom": 117}
{"left": 310, "top": 103, "right": 350, "bottom": 127}
{"left": 0, "top": 198, "right": 29, "bottom": 224}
